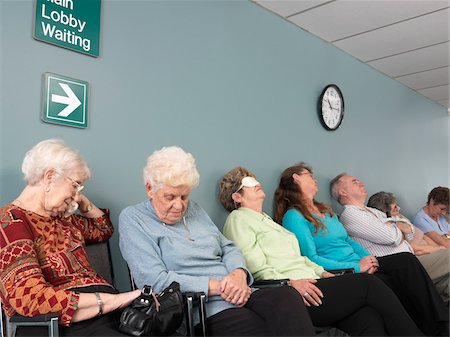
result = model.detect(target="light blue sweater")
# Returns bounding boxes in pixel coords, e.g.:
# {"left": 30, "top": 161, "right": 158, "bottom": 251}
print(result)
{"left": 283, "top": 209, "right": 370, "bottom": 273}
{"left": 118, "top": 200, "right": 252, "bottom": 320}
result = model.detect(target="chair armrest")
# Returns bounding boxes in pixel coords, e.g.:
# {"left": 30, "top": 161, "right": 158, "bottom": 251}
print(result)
{"left": 326, "top": 268, "right": 354, "bottom": 276}
{"left": 252, "top": 279, "right": 291, "bottom": 288}
{"left": 9, "top": 312, "right": 58, "bottom": 323}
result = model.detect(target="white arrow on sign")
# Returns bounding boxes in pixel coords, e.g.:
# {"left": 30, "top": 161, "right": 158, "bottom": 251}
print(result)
{"left": 51, "top": 83, "right": 81, "bottom": 117}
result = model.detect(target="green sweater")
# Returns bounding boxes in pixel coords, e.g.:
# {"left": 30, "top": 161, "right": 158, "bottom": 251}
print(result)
{"left": 223, "top": 207, "right": 324, "bottom": 280}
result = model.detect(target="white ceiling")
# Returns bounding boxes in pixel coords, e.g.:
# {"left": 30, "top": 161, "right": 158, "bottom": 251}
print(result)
{"left": 253, "top": 0, "right": 450, "bottom": 112}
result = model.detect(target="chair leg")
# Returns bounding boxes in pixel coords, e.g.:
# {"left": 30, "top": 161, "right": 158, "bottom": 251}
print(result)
{"left": 9, "top": 324, "right": 16, "bottom": 337}
{"left": 197, "top": 294, "right": 207, "bottom": 337}
{"left": 184, "top": 294, "right": 195, "bottom": 337}
{"left": 49, "top": 317, "right": 59, "bottom": 337}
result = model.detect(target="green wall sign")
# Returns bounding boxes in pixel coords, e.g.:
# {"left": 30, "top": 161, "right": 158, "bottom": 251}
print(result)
{"left": 42, "top": 73, "right": 89, "bottom": 128}
{"left": 34, "top": 0, "right": 101, "bottom": 57}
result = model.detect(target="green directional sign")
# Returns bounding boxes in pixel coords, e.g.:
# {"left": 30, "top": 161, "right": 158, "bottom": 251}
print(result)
{"left": 42, "top": 73, "right": 89, "bottom": 128}
{"left": 34, "top": 0, "right": 101, "bottom": 57}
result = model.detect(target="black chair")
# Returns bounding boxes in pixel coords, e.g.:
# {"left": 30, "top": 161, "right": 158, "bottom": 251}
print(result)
{"left": 128, "top": 269, "right": 207, "bottom": 337}
{"left": 2, "top": 241, "right": 114, "bottom": 337}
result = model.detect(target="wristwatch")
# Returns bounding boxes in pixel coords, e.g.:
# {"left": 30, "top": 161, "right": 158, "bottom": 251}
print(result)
{"left": 82, "top": 202, "right": 93, "bottom": 213}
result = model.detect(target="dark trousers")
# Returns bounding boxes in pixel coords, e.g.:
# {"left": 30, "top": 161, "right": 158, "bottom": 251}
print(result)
{"left": 205, "top": 286, "right": 316, "bottom": 336}
{"left": 375, "top": 252, "right": 449, "bottom": 336}
{"left": 309, "top": 273, "right": 423, "bottom": 336}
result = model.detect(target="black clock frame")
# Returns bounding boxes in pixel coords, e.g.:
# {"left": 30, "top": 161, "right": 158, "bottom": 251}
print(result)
{"left": 317, "top": 84, "right": 345, "bottom": 131}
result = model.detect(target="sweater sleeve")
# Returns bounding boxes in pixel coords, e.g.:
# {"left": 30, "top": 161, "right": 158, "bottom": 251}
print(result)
{"left": 283, "top": 210, "right": 361, "bottom": 272}
{"left": 223, "top": 212, "right": 288, "bottom": 281}
{"left": 119, "top": 207, "right": 212, "bottom": 296}
{"left": 346, "top": 235, "right": 370, "bottom": 258}
{"left": 72, "top": 209, "right": 113, "bottom": 244}
{"left": 0, "top": 207, "right": 79, "bottom": 326}
{"left": 199, "top": 208, "right": 253, "bottom": 285}
{"left": 341, "top": 206, "right": 404, "bottom": 246}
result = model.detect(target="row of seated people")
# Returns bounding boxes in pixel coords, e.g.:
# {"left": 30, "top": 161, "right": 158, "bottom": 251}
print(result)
{"left": 0, "top": 139, "right": 448, "bottom": 336}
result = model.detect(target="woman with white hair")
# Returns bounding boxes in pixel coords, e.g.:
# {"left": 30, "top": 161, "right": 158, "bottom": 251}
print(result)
{"left": 119, "top": 146, "right": 316, "bottom": 336}
{"left": 0, "top": 139, "right": 141, "bottom": 336}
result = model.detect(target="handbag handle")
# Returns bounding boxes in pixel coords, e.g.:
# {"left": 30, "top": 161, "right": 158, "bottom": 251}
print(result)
{"left": 141, "top": 285, "right": 161, "bottom": 312}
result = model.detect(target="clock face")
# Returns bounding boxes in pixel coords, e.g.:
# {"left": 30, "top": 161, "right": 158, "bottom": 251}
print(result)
{"left": 319, "top": 85, "right": 344, "bottom": 131}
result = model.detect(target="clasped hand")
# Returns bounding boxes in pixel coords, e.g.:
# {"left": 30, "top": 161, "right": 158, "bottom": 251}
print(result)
{"left": 359, "top": 256, "right": 379, "bottom": 274}
{"left": 219, "top": 269, "right": 251, "bottom": 307}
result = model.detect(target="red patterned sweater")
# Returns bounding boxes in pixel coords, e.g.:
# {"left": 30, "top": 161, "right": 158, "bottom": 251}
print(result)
{"left": 0, "top": 204, "right": 113, "bottom": 326}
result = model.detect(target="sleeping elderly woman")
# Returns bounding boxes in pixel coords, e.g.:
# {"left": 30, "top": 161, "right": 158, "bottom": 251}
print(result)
{"left": 219, "top": 166, "right": 423, "bottom": 337}
{"left": 118, "top": 146, "right": 316, "bottom": 336}
{"left": 0, "top": 139, "right": 140, "bottom": 337}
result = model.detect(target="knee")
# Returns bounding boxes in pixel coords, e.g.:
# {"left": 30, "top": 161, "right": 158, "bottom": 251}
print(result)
{"left": 267, "top": 286, "right": 306, "bottom": 308}
{"left": 395, "top": 252, "right": 425, "bottom": 270}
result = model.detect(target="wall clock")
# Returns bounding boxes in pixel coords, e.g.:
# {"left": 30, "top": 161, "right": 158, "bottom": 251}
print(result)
{"left": 318, "top": 84, "right": 344, "bottom": 131}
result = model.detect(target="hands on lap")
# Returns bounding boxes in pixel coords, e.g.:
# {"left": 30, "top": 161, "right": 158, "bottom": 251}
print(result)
{"left": 219, "top": 269, "right": 252, "bottom": 307}
{"left": 290, "top": 279, "right": 323, "bottom": 307}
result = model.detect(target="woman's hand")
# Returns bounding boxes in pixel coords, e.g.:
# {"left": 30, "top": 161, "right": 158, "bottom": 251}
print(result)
{"left": 77, "top": 194, "right": 103, "bottom": 218}
{"left": 321, "top": 271, "right": 335, "bottom": 278}
{"left": 219, "top": 269, "right": 251, "bottom": 307}
{"left": 290, "top": 279, "right": 323, "bottom": 307}
{"left": 359, "top": 256, "right": 378, "bottom": 274}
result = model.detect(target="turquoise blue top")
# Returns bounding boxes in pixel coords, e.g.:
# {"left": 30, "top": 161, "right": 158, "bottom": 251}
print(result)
{"left": 282, "top": 209, "right": 370, "bottom": 273}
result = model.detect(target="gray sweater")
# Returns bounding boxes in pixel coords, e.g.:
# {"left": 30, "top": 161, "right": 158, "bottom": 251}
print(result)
{"left": 118, "top": 200, "right": 253, "bottom": 319}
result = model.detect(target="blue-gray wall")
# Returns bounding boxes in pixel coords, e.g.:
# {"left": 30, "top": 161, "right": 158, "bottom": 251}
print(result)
{"left": 1, "top": 0, "right": 448, "bottom": 290}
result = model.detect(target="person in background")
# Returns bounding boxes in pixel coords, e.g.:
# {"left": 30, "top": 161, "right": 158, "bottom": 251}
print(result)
{"left": 218, "top": 166, "right": 424, "bottom": 337}
{"left": 330, "top": 172, "right": 449, "bottom": 336}
{"left": 413, "top": 186, "right": 450, "bottom": 248}
{"left": 0, "top": 139, "right": 141, "bottom": 337}
{"left": 119, "top": 146, "right": 317, "bottom": 336}
{"left": 368, "top": 191, "right": 449, "bottom": 302}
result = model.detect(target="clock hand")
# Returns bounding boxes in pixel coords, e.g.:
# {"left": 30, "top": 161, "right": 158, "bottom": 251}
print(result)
{"left": 326, "top": 97, "right": 333, "bottom": 109}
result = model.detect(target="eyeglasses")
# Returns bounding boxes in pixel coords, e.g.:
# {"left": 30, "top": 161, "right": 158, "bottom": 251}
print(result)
{"left": 65, "top": 175, "right": 84, "bottom": 193}
{"left": 234, "top": 176, "right": 260, "bottom": 194}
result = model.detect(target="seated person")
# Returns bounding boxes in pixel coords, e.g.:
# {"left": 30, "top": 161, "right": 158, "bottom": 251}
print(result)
{"left": 219, "top": 166, "right": 423, "bottom": 337}
{"left": 118, "top": 146, "right": 316, "bottom": 336}
{"left": 329, "top": 172, "right": 449, "bottom": 336}
{"left": 413, "top": 186, "right": 450, "bottom": 248}
{"left": 368, "top": 191, "right": 449, "bottom": 302}
{"left": 0, "top": 139, "right": 141, "bottom": 337}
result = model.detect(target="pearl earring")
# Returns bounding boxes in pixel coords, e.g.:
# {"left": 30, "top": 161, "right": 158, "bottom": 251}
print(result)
{"left": 45, "top": 186, "right": 50, "bottom": 192}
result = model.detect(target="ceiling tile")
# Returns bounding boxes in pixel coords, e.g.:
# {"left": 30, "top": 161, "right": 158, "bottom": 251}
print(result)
{"left": 438, "top": 99, "right": 450, "bottom": 108}
{"left": 396, "top": 67, "right": 449, "bottom": 90}
{"left": 288, "top": 0, "right": 448, "bottom": 42}
{"left": 254, "top": 0, "right": 330, "bottom": 17}
{"left": 368, "top": 42, "right": 449, "bottom": 78}
{"left": 418, "top": 84, "right": 450, "bottom": 101}
{"left": 253, "top": 0, "right": 450, "bottom": 111}
{"left": 334, "top": 8, "right": 449, "bottom": 62}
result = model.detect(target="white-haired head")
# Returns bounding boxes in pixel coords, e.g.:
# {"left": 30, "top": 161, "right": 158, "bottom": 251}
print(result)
{"left": 143, "top": 146, "right": 199, "bottom": 191}
{"left": 22, "top": 139, "right": 91, "bottom": 185}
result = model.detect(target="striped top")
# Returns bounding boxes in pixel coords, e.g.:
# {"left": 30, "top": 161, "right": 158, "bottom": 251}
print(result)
{"left": 340, "top": 205, "right": 413, "bottom": 257}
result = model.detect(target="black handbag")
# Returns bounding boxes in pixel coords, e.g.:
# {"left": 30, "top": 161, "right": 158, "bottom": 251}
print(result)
{"left": 119, "top": 281, "right": 184, "bottom": 336}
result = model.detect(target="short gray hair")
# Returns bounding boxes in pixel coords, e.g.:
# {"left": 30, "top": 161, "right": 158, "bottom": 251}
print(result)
{"left": 22, "top": 139, "right": 91, "bottom": 185}
{"left": 143, "top": 146, "right": 200, "bottom": 191}
{"left": 367, "top": 192, "right": 396, "bottom": 214}
{"left": 329, "top": 172, "right": 347, "bottom": 202}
